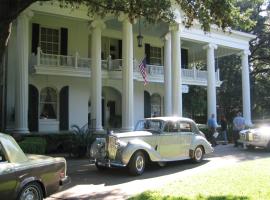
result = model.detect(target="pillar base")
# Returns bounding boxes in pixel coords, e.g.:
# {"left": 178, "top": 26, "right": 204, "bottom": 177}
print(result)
{"left": 245, "top": 120, "right": 253, "bottom": 128}
{"left": 13, "top": 128, "right": 30, "bottom": 134}
{"left": 121, "top": 127, "right": 133, "bottom": 132}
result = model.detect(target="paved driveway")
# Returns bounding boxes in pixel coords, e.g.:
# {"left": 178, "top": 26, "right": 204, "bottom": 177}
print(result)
{"left": 46, "top": 144, "right": 270, "bottom": 200}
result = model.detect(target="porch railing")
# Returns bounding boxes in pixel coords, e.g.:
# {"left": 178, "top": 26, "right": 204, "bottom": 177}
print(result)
{"left": 37, "top": 47, "right": 91, "bottom": 69}
{"left": 34, "top": 49, "right": 220, "bottom": 82}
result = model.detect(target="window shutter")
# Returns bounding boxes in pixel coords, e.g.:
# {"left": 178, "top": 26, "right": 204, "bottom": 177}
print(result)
{"left": 60, "top": 86, "right": 69, "bottom": 130}
{"left": 60, "top": 28, "right": 68, "bottom": 55}
{"left": 31, "top": 23, "right": 39, "bottom": 54}
{"left": 145, "top": 43, "right": 150, "bottom": 64}
{"left": 118, "top": 40, "right": 122, "bottom": 59}
{"left": 181, "top": 48, "right": 188, "bottom": 69}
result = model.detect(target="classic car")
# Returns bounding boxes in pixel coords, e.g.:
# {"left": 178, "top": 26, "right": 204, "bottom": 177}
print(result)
{"left": 238, "top": 126, "right": 270, "bottom": 151}
{"left": 0, "top": 133, "right": 70, "bottom": 200}
{"left": 90, "top": 117, "right": 213, "bottom": 175}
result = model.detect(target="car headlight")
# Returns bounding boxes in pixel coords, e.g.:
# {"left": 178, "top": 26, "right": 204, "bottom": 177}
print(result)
{"left": 253, "top": 134, "right": 260, "bottom": 141}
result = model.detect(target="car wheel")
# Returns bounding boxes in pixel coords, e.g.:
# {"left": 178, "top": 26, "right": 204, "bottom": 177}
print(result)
{"left": 192, "top": 146, "right": 204, "bottom": 163}
{"left": 18, "top": 182, "right": 43, "bottom": 200}
{"left": 128, "top": 151, "right": 145, "bottom": 176}
{"left": 95, "top": 162, "right": 107, "bottom": 171}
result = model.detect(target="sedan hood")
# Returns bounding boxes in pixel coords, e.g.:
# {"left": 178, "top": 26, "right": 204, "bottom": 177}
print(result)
{"left": 27, "top": 154, "right": 66, "bottom": 164}
{"left": 114, "top": 131, "right": 153, "bottom": 138}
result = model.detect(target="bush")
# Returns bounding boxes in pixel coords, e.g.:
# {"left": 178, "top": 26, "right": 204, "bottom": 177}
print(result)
{"left": 19, "top": 137, "right": 47, "bottom": 154}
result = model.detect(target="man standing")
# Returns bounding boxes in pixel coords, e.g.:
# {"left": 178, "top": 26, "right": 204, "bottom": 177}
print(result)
{"left": 233, "top": 112, "right": 245, "bottom": 147}
{"left": 208, "top": 114, "right": 218, "bottom": 146}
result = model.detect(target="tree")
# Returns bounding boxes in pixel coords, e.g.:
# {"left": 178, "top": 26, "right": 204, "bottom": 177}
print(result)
{"left": 218, "top": 0, "right": 270, "bottom": 121}
{"left": 0, "top": 0, "right": 255, "bottom": 63}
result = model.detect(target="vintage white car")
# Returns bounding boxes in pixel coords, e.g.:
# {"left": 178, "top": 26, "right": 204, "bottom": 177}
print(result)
{"left": 90, "top": 117, "right": 213, "bottom": 175}
{"left": 238, "top": 126, "right": 270, "bottom": 151}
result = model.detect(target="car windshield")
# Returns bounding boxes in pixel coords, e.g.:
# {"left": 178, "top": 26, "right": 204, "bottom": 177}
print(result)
{"left": 134, "top": 119, "right": 164, "bottom": 133}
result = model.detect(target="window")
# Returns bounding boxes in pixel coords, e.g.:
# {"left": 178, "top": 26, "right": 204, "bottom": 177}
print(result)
{"left": 150, "top": 46, "right": 162, "bottom": 65}
{"left": 180, "top": 122, "right": 192, "bottom": 132}
{"left": 40, "top": 87, "right": 57, "bottom": 119}
{"left": 164, "top": 122, "right": 179, "bottom": 132}
{"left": 151, "top": 94, "right": 161, "bottom": 117}
{"left": 40, "top": 27, "right": 60, "bottom": 54}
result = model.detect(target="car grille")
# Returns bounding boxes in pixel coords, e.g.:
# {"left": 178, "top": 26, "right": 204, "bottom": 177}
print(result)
{"left": 108, "top": 135, "right": 118, "bottom": 160}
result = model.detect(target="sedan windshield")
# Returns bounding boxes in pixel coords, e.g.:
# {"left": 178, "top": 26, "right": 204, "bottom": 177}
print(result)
{"left": 135, "top": 119, "right": 164, "bottom": 133}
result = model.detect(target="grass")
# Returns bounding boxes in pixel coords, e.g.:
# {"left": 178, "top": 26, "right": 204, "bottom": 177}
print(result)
{"left": 130, "top": 158, "right": 270, "bottom": 200}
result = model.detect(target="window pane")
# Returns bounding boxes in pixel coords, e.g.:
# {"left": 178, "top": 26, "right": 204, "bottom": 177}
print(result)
{"left": 40, "top": 27, "right": 59, "bottom": 54}
{"left": 40, "top": 87, "right": 57, "bottom": 119}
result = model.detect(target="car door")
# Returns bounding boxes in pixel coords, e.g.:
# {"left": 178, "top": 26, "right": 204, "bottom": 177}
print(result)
{"left": 157, "top": 121, "right": 182, "bottom": 159}
{"left": 0, "top": 142, "right": 17, "bottom": 199}
{"left": 179, "top": 121, "right": 194, "bottom": 156}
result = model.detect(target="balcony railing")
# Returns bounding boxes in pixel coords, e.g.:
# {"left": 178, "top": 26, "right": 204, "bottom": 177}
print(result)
{"left": 32, "top": 49, "right": 221, "bottom": 85}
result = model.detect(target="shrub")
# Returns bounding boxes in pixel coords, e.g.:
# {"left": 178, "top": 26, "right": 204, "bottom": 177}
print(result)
{"left": 19, "top": 137, "right": 47, "bottom": 154}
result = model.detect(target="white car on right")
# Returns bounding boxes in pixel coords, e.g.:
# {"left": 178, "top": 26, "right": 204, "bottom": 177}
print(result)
{"left": 238, "top": 126, "right": 270, "bottom": 151}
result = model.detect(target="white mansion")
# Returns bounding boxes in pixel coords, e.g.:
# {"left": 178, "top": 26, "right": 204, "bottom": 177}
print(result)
{"left": 5, "top": 2, "right": 255, "bottom": 133}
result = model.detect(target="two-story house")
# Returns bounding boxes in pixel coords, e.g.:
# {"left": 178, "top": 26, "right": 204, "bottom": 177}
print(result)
{"left": 4, "top": 2, "right": 255, "bottom": 133}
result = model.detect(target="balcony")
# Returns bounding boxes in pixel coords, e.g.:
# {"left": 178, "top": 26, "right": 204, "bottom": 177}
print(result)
{"left": 30, "top": 49, "right": 221, "bottom": 86}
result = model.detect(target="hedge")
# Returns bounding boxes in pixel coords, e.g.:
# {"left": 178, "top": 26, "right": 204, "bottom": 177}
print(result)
{"left": 19, "top": 137, "right": 47, "bottom": 154}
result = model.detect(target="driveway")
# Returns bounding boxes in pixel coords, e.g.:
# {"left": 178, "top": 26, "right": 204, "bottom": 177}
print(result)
{"left": 46, "top": 144, "right": 270, "bottom": 200}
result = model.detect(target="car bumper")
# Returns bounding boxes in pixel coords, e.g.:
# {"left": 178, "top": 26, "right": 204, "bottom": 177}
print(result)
{"left": 90, "top": 159, "right": 126, "bottom": 168}
{"left": 60, "top": 176, "right": 71, "bottom": 186}
{"left": 238, "top": 140, "right": 266, "bottom": 148}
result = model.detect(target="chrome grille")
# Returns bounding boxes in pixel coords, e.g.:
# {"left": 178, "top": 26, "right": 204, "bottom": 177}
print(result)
{"left": 108, "top": 135, "right": 118, "bottom": 159}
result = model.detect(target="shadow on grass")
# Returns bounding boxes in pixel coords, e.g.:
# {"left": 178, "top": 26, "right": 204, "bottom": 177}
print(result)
{"left": 129, "top": 192, "right": 250, "bottom": 200}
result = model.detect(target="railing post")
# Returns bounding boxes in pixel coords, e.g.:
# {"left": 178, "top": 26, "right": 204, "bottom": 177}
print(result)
{"left": 108, "top": 55, "right": 112, "bottom": 70}
{"left": 37, "top": 46, "right": 41, "bottom": 65}
{"left": 193, "top": 67, "right": 197, "bottom": 79}
{"left": 57, "top": 54, "right": 60, "bottom": 66}
{"left": 217, "top": 68, "right": 220, "bottom": 81}
{"left": 75, "top": 52, "right": 79, "bottom": 69}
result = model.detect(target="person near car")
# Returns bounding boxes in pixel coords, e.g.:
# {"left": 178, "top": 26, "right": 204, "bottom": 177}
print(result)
{"left": 220, "top": 115, "right": 228, "bottom": 144}
{"left": 233, "top": 112, "right": 245, "bottom": 147}
{"left": 207, "top": 114, "right": 218, "bottom": 146}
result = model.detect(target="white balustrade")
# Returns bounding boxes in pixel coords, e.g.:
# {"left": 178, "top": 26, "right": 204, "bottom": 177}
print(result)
{"left": 35, "top": 49, "right": 220, "bottom": 83}
{"left": 37, "top": 48, "right": 91, "bottom": 69}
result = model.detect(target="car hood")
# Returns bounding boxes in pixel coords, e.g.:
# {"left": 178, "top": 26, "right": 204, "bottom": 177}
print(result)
{"left": 113, "top": 131, "right": 153, "bottom": 138}
{"left": 26, "top": 154, "right": 66, "bottom": 164}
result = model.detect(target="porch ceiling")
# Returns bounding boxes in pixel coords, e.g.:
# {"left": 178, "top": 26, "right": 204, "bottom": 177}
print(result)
{"left": 182, "top": 40, "right": 240, "bottom": 63}
{"left": 105, "top": 18, "right": 169, "bottom": 37}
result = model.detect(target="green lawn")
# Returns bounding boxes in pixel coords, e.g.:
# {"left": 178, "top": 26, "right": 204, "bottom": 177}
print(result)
{"left": 130, "top": 158, "right": 270, "bottom": 200}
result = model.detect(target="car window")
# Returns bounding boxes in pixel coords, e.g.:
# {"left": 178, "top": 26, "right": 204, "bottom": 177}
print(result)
{"left": 0, "top": 142, "right": 7, "bottom": 163}
{"left": 179, "top": 122, "right": 192, "bottom": 132}
{"left": 163, "top": 122, "right": 179, "bottom": 132}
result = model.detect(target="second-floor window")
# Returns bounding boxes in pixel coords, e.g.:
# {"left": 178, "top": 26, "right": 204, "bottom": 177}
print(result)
{"left": 150, "top": 46, "right": 162, "bottom": 65}
{"left": 40, "top": 27, "right": 60, "bottom": 54}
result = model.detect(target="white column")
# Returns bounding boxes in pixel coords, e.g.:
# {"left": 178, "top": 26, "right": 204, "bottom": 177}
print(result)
{"left": 240, "top": 50, "right": 252, "bottom": 126}
{"left": 90, "top": 20, "right": 105, "bottom": 131}
{"left": 203, "top": 43, "right": 218, "bottom": 120}
{"left": 163, "top": 33, "right": 172, "bottom": 116}
{"left": 120, "top": 15, "right": 134, "bottom": 131}
{"left": 14, "top": 11, "right": 33, "bottom": 134}
{"left": 170, "top": 24, "right": 182, "bottom": 116}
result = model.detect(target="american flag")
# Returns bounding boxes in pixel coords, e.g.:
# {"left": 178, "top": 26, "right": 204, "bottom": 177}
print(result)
{"left": 138, "top": 57, "right": 148, "bottom": 85}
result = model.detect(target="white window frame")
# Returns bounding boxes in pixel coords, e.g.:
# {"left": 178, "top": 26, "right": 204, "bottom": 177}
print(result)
{"left": 150, "top": 46, "right": 162, "bottom": 65}
{"left": 39, "top": 26, "right": 60, "bottom": 55}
